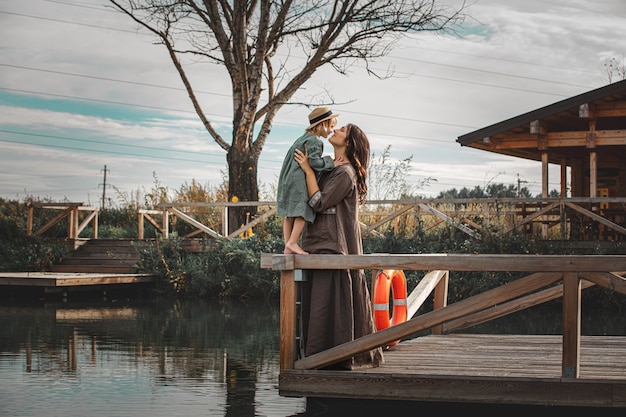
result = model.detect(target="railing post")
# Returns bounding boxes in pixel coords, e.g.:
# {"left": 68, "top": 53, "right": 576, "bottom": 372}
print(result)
{"left": 222, "top": 206, "right": 228, "bottom": 236}
{"left": 138, "top": 211, "right": 144, "bottom": 239}
{"left": 562, "top": 272, "right": 581, "bottom": 378}
{"left": 559, "top": 201, "right": 566, "bottom": 239}
{"left": 431, "top": 271, "right": 449, "bottom": 335}
{"left": 92, "top": 210, "right": 98, "bottom": 239}
{"left": 69, "top": 205, "right": 78, "bottom": 239}
{"left": 27, "top": 205, "right": 34, "bottom": 237}
{"left": 162, "top": 207, "right": 169, "bottom": 239}
{"left": 280, "top": 269, "right": 297, "bottom": 370}
{"left": 66, "top": 206, "right": 72, "bottom": 239}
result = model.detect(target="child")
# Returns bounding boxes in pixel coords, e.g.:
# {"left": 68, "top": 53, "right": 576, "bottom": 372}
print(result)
{"left": 276, "top": 107, "right": 339, "bottom": 254}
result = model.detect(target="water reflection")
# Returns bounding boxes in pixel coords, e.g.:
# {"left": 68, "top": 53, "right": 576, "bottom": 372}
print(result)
{"left": 0, "top": 298, "right": 306, "bottom": 417}
{"left": 0, "top": 297, "right": 624, "bottom": 417}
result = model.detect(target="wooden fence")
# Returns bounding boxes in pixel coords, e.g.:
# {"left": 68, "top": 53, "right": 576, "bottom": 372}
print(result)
{"left": 27, "top": 197, "right": 626, "bottom": 242}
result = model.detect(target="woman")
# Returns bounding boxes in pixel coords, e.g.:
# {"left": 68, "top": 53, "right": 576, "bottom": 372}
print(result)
{"left": 294, "top": 123, "right": 384, "bottom": 370}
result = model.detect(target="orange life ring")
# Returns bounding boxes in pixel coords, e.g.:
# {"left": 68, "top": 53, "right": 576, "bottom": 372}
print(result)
{"left": 373, "top": 269, "right": 408, "bottom": 347}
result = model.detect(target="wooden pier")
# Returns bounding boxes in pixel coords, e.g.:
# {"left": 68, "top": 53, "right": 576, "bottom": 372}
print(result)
{"left": 0, "top": 272, "right": 155, "bottom": 299}
{"left": 0, "top": 239, "right": 155, "bottom": 300}
{"left": 261, "top": 254, "right": 626, "bottom": 408}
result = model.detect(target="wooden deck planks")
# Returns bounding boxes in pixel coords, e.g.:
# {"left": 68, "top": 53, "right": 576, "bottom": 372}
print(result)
{"left": 0, "top": 272, "right": 154, "bottom": 287}
{"left": 363, "top": 334, "right": 626, "bottom": 379}
{"left": 280, "top": 334, "right": 626, "bottom": 407}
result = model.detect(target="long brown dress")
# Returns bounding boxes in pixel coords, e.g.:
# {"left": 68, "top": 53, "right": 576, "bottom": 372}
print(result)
{"left": 300, "top": 163, "right": 384, "bottom": 370}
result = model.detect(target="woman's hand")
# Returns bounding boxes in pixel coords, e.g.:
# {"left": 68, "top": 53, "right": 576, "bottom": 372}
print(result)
{"left": 334, "top": 156, "right": 347, "bottom": 167}
{"left": 294, "top": 147, "right": 314, "bottom": 174}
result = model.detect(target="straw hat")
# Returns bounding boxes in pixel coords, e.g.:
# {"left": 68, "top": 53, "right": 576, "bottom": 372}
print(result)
{"left": 307, "top": 106, "right": 339, "bottom": 130}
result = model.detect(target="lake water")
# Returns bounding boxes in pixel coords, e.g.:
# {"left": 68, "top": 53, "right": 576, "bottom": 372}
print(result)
{"left": 0, "top": 296, "right": 306, "bottom": 417}
{"left": 0, "top": 294, "right": 624, "bottom": 416}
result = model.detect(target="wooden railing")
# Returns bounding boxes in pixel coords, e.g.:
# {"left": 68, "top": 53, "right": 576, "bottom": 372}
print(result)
{"left": 27, "top": 203, "right": 99, "bottom": 243}
{"left": 27, "top": 197, "right": 626, "bottom": 242}
{"left": 138, "top": 202, "right": 276, "bottom": 239}
{"left": 260, "top": 253, "right": 626, "bottom": 378}
{"left": 137, "top": 197, "right": 626, "bottom": 241}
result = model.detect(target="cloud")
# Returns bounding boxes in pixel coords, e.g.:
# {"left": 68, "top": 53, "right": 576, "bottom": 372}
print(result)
{"left": 1, "top": 0, "right": 624, "bottom": 203}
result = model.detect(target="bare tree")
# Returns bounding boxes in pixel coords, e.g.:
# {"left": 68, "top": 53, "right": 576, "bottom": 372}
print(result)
{"left": 109, "top": 0, "right": 467, "bottom": 233}
{"left": 604, "top": 55, "right": 626, "bottom": 84}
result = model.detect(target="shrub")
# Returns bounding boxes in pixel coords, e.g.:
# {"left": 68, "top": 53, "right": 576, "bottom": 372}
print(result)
{"left": 0, "top": 198, "right": 70, "bottom": 271}
{"left": 135, "top": 233, "right": 283, "bottom": 300}
{"left": 1, "top": 197, "right": 624, "bottom": 309}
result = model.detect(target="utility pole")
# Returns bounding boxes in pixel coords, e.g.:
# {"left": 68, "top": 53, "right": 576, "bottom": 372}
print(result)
{"left": 99, "top": 165, "right": 110, "bottom": 209}
{"left": 517, "top": 173, "right": 528, "bottom": 197}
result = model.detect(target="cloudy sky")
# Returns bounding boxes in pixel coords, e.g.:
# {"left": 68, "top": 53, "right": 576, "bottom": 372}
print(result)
{"left": 1, "top": 0, "right": 625, "bottom": 207}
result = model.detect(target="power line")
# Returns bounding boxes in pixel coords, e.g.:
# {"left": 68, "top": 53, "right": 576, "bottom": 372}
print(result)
{"left": 0, "top": 63, "right": 231, "bottom": 98}
{"left": 0, "top": 10, "right": 139, "bottom": 34}
{"left": 0, "top": 2, "right": 606, "bottom": 144}
{"left": 0, "top": 0, "right": 616, "bottom": 200}
{"left": 0, "top": 4, "right": 599, "bottom": 98}
{"left": 0, "top": 129, "right": 225, "bottom": 160}
{"left": 0, "top": 85, "right": 468, "bottom": 152}
{"left": 1, "top": 3, "right": 606, "bottom": 88}
{"left": 0, "top": 137, "right": 223, "bottom": 165}
{"left": 0, "top": 84, "right": 481, "bottom": 133}
{"left": 0, "top": 86, "right": 198, "bottom": 116}
{"left": 388, "top": 55, "right": 593, "bottom": 90}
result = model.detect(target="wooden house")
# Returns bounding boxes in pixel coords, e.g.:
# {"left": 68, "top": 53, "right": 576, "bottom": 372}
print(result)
{"left": 457, "top": 79, "right": 626, "bottom": 241}
{"left": 457, "top": 79, "right": 626, "bottom": 199}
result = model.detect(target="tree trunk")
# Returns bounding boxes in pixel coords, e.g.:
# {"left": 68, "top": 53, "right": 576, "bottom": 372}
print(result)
{"left": 227, "top": 146, "right": 259, "bottom": 235}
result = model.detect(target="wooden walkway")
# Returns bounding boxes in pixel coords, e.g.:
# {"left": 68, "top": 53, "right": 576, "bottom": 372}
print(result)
{"left": 0, "top": 272, "right": 154, "bottom": 299}
{"left": 262, "top": 253, "right": 626, "bottom": 408}
{"left": 0, "top": 272, "right": 154, "bottom": 287}
{"left": 280, "top": 334, "right": 626, "bottom": 407}
{"left": 0, "top": 239, "right": 154, "bottom": 299}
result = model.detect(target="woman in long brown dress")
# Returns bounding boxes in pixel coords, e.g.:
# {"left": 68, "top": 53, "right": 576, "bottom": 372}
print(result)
{"left": 294, "top": 123, "right": 384, "bottom": 370}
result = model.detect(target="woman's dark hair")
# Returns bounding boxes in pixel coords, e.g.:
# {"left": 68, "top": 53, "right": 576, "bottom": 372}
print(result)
{"left": 345, "top": 124, "right": 370, "bottom": 204}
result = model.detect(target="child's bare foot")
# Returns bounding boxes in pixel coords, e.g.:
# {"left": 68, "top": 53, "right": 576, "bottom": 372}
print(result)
{"left": 284, "top": 242, "right": 308, "bottom": 254}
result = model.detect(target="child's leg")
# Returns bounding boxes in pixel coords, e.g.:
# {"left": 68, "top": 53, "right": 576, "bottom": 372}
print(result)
{"left": 283, "top": 217, "right": 294, "bottom": 243}
{"left": 284, "top": 217, "right": 308, "bottom": 254}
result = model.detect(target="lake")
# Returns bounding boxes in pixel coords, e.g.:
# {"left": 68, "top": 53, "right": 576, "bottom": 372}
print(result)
{"left": 0, "top": 293, "right": 624, "bottom": 416}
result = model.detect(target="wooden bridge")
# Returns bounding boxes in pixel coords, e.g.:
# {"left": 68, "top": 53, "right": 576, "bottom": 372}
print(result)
{"left": 261, "top": 253, "right": 626, "bottom": 408}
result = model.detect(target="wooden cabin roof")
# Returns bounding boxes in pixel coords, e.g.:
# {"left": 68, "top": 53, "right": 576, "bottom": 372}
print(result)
{"left": 456, "top": 79, "right": 626, "bottom": 164}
